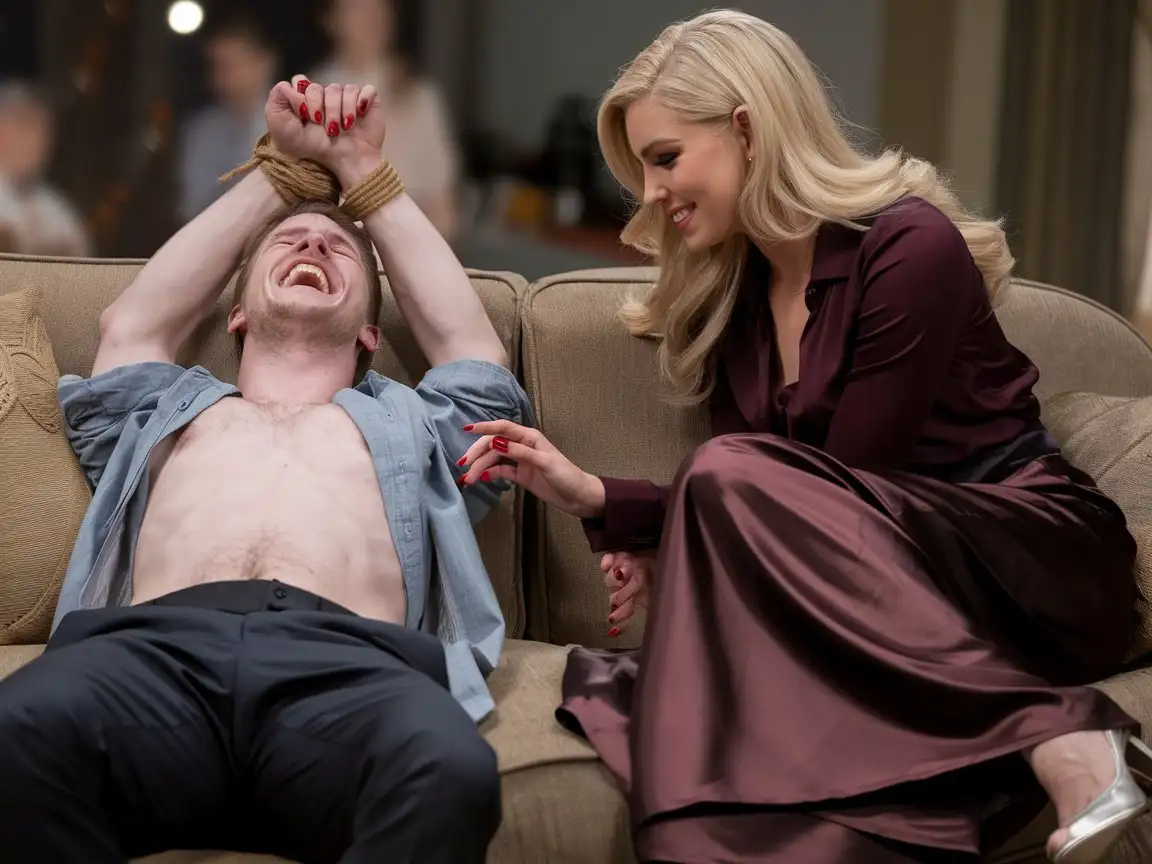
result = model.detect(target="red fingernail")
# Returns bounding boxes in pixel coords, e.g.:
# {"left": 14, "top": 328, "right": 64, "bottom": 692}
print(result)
{"left": 492, "top": 436, "right": 509, "bottom": 453}
{"left": 297, "top": 79, "right": 310, "bottom": 94}
{"left": 614, "top": 569, "right": 624, "bottom": 582}
{"left": 357, "top": 98, "right": 368, "bottom": 116}
{"left": 343, "top": 114, "right": 354, "bottom": 131}
{"left": 480, "top": 470, "right": 491, "bottom": 482}
{"left": 327, "top": 120, "right": 339, "bottom": 137}
{"left": 299, "top": 102, "right": 309, "bottom": 121}
{"left": 456, "top": 455, "right": 467, "bottom": 466}
{"left": 608, "top": 627, "right": 621, "bottom": 638}
{"left": 462, "top": 424, "right": 474, "bottom": 431}
{"left": 314, "top": 110, "right": 323, "bottom": 124}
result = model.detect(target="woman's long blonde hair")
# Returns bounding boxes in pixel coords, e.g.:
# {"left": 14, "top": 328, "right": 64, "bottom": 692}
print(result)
{"left": 599, "top": 9, "right": 1014, "bottom": 405}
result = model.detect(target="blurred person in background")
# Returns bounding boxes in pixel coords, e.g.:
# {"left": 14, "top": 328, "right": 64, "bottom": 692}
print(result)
{"left": 178, "top": 13, "right": 278, "bottom": 221}
{"left": 311, "top": 0, "right": 460, "bottom": 242}
{"left": 0, "top": 82, "right": 90, "bottom": 257}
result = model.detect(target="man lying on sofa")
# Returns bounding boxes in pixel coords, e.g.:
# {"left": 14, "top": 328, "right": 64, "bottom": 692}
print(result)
{"left": 0, "top": 76, "right": 529, "bottom": 864}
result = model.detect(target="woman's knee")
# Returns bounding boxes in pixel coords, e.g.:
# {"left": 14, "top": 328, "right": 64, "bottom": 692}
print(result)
{"left": 679, "top": 434, "right": 774, "bottom": 501}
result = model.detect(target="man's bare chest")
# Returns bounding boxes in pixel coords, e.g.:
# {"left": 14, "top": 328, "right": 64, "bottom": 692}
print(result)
{"left": 151, "top": 398, "right": 378, "bottom": 485}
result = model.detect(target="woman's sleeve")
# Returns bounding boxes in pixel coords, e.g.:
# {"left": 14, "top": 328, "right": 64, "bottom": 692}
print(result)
{"left": 581, "top": 477, "right": 670, "bottom": 553}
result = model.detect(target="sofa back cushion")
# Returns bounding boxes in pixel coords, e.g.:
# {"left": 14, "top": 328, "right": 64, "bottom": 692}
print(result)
{"left": 0, "top": 254, "right": 528, "bottom": 637}
{"left": 1043, "top": 392, "right": 1152, "bottom": 661}
{"left": 521, "top": 270, "right": 1152, "bottom": 647}
{"left": 0, "top": 288, "right": 92, "bottom": 643}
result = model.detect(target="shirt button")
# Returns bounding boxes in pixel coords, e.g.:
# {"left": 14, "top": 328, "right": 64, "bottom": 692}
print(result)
{"left": 274, "top": 588, "right": 288, "bottom": 600}
{"left": 177, "top": 399, "right": 190, "bottom": 410}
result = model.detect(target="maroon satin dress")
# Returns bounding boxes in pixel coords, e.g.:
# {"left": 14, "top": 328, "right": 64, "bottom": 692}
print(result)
{"left": 557, "top": 197, "right": 1141, "bottom": 863}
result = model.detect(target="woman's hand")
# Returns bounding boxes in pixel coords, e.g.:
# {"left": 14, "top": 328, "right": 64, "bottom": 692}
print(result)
{"left": 458, "top": 420, "right": 606, "bottom": 519}
{"left": 603, "top": 551, "right": 656, "bottom": 636}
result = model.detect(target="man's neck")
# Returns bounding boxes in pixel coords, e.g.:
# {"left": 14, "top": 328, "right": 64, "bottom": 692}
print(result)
{"left": 236, "top": 341, "right": 356, "bottom": 404}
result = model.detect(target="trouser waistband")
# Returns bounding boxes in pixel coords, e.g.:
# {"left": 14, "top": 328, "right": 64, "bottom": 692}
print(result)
{"left": 140, "top": 579, "right": 356, "bottom": 617}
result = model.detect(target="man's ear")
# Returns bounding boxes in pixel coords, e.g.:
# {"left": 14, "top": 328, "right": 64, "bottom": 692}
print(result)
{"left": 227, "top": 304, "right": 248, "bottom": 335}
{"left": 358, "top": 324, "right": 380, "bottom": 354}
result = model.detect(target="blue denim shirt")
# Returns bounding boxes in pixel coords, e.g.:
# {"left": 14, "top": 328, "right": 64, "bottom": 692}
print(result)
{"left": 54, "top": 359, "right": 533, "bottom": 722}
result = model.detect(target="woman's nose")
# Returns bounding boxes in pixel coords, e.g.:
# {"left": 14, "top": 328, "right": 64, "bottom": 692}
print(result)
{"left": 643, "top": 180, "right": 667, "bottom": 206}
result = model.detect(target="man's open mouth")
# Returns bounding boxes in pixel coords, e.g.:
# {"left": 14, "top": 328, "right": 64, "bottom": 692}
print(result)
{"left": 280, "top": 262, "right": 332, "bottom": 294}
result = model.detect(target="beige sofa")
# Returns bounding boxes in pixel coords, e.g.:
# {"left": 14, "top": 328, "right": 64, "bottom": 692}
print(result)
{"left": 2, "top": 252, "right": 1152, "bottom": 864}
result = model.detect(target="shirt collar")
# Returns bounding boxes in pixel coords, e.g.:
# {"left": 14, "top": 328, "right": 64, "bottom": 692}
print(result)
{"left": 810, "top": 219, "right": 866, "bottom": 282}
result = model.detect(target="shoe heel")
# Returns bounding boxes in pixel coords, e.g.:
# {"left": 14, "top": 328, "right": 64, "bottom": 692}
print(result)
{"left": 1125, "top": 736, "right": 1152, "bottom": 789}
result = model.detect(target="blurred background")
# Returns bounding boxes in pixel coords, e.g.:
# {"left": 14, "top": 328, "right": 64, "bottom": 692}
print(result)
{"left": 2, "top": 0, "right": 1152, "bottom": 333}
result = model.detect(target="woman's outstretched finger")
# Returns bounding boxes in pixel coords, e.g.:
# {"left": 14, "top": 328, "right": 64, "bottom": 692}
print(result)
{"left": 458, "top": 435, "right": 494, "bottom": 469}
{"left": 492, "top": 438, "right": 549, "bottom": 471}
{"left": 463, "top": 419, "right": 542, "bottom": 448}
{"left": 474, "top": 463, "right": 527, "bottom": 487}
{"left": 460, "top": 448, "right": 502, "bottom": 484}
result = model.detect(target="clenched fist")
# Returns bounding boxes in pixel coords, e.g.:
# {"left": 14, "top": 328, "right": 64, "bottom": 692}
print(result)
{"left": 266, "top": 75, "right": 386, "bottom": 189}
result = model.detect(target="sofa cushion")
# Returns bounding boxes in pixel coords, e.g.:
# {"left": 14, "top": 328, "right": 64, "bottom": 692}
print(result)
{"left": 993, "top": 278, "right": 1152, "bottom": 402}
{"left": 0, "top": 639, "right": 635, "bottom": 864}
{"left": 1042, "top": 392, "right": 1152, "bottom": 660}
{"left": 0, "top": 255, "right": 527, "bottom": 637}
{"left": 0, "top": 289, "right": 91, "bottom": 644}
{"left": 520, "top": 270, "right": 709, "bottom": 647}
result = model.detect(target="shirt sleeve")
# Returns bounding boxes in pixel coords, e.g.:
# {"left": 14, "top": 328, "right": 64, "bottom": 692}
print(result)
{"left": 581, "top": 477, "right": 670, "bottom": 553}
{"left": 820, "top": 211, "right": 977, "bottom": 471}
{"left": 57, "top": 362, "right": 186, "bottom": 489}
{"left": 416, "top": 358, "right": 534, "bottom": 525}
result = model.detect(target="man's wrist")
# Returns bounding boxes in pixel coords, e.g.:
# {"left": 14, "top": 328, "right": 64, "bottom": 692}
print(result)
{"left": 333, "top": 150, "right": 384, "bottom": 191}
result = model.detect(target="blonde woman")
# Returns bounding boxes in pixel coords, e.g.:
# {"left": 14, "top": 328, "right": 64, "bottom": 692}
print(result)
{"left": 458, "top": 11, "right": 1148, "bottom": 864}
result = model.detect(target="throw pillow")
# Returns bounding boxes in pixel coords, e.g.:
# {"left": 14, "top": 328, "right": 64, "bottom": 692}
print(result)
{"left": 0, "top": 288, "right": 90, "bottom": 644}
{"left": 1043, "top": 391, "right": 1152, "bottom": 660}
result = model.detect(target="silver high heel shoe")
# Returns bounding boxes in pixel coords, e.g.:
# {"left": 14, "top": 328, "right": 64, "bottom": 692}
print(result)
{"left": 1050, "top": 730, "right": 1152, "bottom": 863}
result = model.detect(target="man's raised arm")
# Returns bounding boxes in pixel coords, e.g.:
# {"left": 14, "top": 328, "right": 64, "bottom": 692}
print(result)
{"left": 317, "top": 84, "right": 505, "bottom": 370}
{"left": 94, "top": 171, "right": 282, "bottom": 376}
{"left": 94, "top": 82, "right": 324, "bottom": 377}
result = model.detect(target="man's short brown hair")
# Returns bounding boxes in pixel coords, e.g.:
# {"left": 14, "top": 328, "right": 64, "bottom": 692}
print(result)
{"left": 232, "top": 199, "right": 383, "bottom": 380}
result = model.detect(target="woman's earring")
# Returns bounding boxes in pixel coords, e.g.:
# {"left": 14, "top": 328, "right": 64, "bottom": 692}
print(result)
{"left": 747, "top": 155, "right": 753, "bottom": 163}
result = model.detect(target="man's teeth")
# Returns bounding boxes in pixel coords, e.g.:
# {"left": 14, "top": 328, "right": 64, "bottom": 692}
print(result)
{"left": 672, "top": 208, "right": 692, "bottom": 224}
{"left": 282, "top": 263, "right": 329, "bottom": 293}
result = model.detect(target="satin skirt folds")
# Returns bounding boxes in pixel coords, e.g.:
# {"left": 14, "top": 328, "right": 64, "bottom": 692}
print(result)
{"left": 557, "top": 434, "right": 1140, "bottom": 864}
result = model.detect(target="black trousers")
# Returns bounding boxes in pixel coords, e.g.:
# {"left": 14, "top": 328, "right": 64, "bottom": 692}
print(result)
{"left": 0, "top": 580, "right": 501, "bottom": 864}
